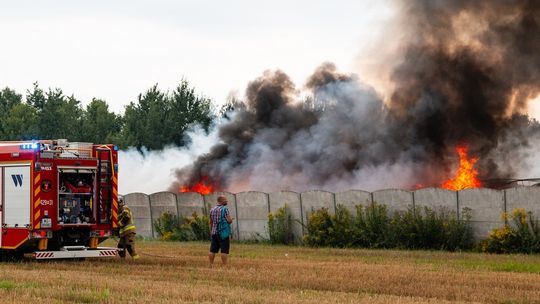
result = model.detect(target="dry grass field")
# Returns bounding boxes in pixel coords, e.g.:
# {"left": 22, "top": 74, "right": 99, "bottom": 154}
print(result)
{"left": 0, "top": 240, "right": 539, "bottom": 303}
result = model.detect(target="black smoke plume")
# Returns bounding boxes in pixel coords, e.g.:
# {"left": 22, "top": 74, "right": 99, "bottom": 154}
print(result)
{"left": 172, "top": 0, "right": 540, "bottom": 192}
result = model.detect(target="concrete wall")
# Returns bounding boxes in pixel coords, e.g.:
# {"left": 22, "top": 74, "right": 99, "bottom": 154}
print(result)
{"left": 124, "top": 193, "right": 152, "bottom": 238}
{"left": 458, "top": 188, "right": 505, "bottom": 239}
{"left": 268, "top": 191, "right": 303, "bottom": 242}
{"left": 300, "top": 190, "right": 335, "bottom": 225}
{"left": 372, "top": 189, "right": 413, "bottom": 214}
{"left": 505, "top": 187, "right": 540, "bottom": 217}
{"left": 176, "top": 192, "right": 204, "bottom": 217}
{"left": 335, "top": 190, "right": 372, "bottom": 215}
{"left": 236, "top": 191, "right": 269, "bottom": 240}
{"left": 124, "top": 187, "right": 540, "bottom": 241}
{"left": 414, "top": 188, "right": 458, "bottom": 216}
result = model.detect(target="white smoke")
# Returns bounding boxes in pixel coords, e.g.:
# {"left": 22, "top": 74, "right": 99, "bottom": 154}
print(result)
{"left": 118, "top": 125, "right": 219, "bottom": 194}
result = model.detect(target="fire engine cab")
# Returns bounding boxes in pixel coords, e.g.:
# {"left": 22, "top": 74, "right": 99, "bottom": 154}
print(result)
{"left": 0, "top": 140, "right": 119, "bottom": 260}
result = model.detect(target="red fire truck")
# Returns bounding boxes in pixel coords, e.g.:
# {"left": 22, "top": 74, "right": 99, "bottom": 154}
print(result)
{"left": 0, "top": 139, "right": 119, "bottom": 260}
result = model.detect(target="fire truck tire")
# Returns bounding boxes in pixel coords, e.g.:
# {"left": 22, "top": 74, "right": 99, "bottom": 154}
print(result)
{"left": 0, "top": 250, "right": 23, "bottom": 262}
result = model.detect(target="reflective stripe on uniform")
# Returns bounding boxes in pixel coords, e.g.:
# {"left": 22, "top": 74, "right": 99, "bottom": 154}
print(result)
{"left": 120, "top": 224, "right": 136, "bottom": 235}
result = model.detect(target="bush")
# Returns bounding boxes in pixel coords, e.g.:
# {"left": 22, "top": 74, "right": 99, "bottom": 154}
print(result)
{"left": 388, "top": 206, "right": 473, "bottom": 251}
{"left": 268, "top": 205, "right": 294, "bottom": 245}
{"left": 303, "top": 203, "right": 474, "bottom": 251}
{"left": 480, "top": 208, "right": 540, "bottom": 254}
{"left": 185, "top": 212, "right": 211, "bottom": 241}
{"left": 303, "top": 205, "right": 354, "bottom": 247}
{"left": 353, "top": 202, "right": 390, "bottom": 248}
{"left": 445, "top": 207, "right": 475, "bottom": 251}
{"left": 154, "top": 212, "right": 210, "bottom": 241}
{"left": 303, "top": 208, "right": 336, "bottom": 247}
{"left": 153, "top": 212, "right": 182, "bottom": 239}
{"left": 330, "top": 205, "right": 354, "bottom": 247}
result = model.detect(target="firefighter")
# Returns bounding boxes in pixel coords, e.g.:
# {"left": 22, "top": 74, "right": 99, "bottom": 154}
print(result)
{"left": 117, "top": 196, "right": 140, "bottom": 260}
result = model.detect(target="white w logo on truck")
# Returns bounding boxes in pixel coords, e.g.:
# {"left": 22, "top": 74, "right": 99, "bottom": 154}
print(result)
{"left": 11, "top": 174, "right": 23, "bottom": 187}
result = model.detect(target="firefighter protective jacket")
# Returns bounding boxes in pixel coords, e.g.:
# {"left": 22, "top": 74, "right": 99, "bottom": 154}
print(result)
{"left": 118, "top": 206, "right": 137, "bottom": 236}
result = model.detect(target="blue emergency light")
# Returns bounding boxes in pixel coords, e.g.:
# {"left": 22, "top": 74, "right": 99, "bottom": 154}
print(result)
{"left": 20, "top": 142, "right": 39, "bottom": 150}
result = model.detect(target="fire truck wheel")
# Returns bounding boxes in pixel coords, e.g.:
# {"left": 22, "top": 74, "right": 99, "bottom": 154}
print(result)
{"left": 0, "top": 250, "right": 23, "bottom": 262}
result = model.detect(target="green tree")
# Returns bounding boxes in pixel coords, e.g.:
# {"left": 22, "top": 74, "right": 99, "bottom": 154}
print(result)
{"left": 167, "top": 80, "right": 213, "bottom": 145}
{"left": 122, "top": 84, "right": 168, "bottom": 149}
{"left": 3, "top": 103, "right": 38, "bottom": 140}
{"left": 0, "top": 87, "right": 23, "bottom": 139}
{"left": 36, "top": 87, "right": 83, "bottom": 140}
{"left": 2, "top": 79, "right": 215, "bottom": 147}
{"left": 26, "top": 82, "right": 46, "bottom": 110}
{"left": 81, "top": 98, "right": 122, "bottom": 143}
{"left": 121, "top": 80, "right": 214, "bottom": 150}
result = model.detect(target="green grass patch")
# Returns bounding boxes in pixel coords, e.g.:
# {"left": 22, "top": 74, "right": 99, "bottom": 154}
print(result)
{"left": 453, "top": 258, "right": 540, "bottom": 273}
{"left": 0, "top": 280, "right": 39, "bottom": 290}
{"left": 492, "top": 262, "right": 540, "bottom": 273}
{"left": 0, "top": 280, "right": 16, "bottom": 290}
{"left": 61, "top": 288, "right": 110, "bottom": 303}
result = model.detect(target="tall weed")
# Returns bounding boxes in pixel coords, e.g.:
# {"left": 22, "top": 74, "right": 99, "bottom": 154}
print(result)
{"left": 267, "top": 205, "right": 294, "bottom": 245}
{"left": 154, "top": 212, "right": 210, "bottom": 241}
{"left": 304, "top": 202, "right": 474, "bottom": 251}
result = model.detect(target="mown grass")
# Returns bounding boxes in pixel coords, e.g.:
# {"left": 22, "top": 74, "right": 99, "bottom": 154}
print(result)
{"left": 0, "top": 240, "right": 539, "bottom": 303}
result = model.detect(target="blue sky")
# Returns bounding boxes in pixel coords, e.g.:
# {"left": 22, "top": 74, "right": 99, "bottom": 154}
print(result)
{"left": 0, "top": 0, "right": 396, "bottom": 113}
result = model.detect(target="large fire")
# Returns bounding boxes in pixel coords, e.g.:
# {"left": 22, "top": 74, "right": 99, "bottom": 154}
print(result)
{"left": 180, "top": 176, "right": 215, "bottom": 195}
{"left": 441, "top": 145, "right": 482, "bottom": 190}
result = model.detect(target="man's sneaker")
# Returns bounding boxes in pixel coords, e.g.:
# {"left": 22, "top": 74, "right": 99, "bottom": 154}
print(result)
{"left": 133, "top": 255, "right": 140, "bottom": 260}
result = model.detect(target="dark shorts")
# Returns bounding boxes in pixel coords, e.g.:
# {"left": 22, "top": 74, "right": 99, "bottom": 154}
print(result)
{"left": 210, "top": 234, "right": 230, "bottom": 254}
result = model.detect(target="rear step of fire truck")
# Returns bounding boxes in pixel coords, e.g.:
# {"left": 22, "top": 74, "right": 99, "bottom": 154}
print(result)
{"left": 32, "top": 246, "right": 119, "bottom": 260}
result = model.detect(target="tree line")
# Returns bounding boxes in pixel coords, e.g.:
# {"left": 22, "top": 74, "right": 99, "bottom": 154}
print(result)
{"left": 0, "top": 80, "right": 215, "bottom": 150}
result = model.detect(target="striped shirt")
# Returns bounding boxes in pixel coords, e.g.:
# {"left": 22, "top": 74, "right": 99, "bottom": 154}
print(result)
{"left": 210, "top": 205, "right": 230, "bottom": 236}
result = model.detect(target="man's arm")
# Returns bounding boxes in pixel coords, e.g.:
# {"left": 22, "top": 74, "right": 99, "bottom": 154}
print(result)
{"left": 209, "top": 217, "right": 213, "bottom": 231}
{"left": 225, "top": 208, "right": 233, "bottom": 224}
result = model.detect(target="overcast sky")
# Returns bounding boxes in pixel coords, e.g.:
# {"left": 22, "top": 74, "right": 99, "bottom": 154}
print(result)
{"left": 0, "top": 0, "right": 397, "bottom": 113}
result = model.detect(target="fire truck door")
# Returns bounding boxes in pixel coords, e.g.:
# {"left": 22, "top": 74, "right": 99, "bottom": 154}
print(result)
{"left": 3, "top": 165, "right": 31, "bottom": 230}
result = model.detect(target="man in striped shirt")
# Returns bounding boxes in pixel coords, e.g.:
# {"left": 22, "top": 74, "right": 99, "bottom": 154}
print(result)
{"left": 209, "top": 195, "right": 233, "bottom": 265}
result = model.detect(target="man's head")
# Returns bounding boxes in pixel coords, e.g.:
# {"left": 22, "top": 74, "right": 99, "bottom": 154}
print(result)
{"left": 217, "top": 195, "right": 228, "bottom": 205}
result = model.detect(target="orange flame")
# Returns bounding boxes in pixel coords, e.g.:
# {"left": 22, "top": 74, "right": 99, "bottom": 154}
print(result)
{"left": 180, "top": 176, "right": 215, "bottom": 195}
{"left": 441, "top": 145, "right": 482, "bottom": 190}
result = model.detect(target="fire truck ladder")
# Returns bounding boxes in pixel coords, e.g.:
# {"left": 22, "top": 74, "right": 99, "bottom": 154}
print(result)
{"left": 97, "top": 148, "right": 113, "bottom": 224}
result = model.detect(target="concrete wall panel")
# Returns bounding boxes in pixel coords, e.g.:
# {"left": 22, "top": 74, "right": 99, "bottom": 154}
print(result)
{"left": 372, "top": 189, "right": 413, "bottom": 214}
{"left": 269, "top": 191, "right": 302, "bottom": 242}
{"left": 149, "top": 192, "right": 178, "bottom": 238}
{"left": 505, "top": 187, "right": 540, "bottom": 217}
{"left": 124, "top": 193, "right": 152, "bottom": 238}
{"left": 335, "top": 190, "right": 372, "bottom": 215}
{"left": 458, "top": 188, "right": 505, "bottom": 240}
{"left": 414, "top": 188, "right": 457, "bottom": 216}
{"left": 176, "top": 192, "right": 205, "bottom": 217}
{"left": 236, "top": 191, "right": 269, "bottom": 240}
{"left": 204, "top": 192, "right": 238, "bottom": 239}
{"left": 300, "top": 190, "right": 335, "bottom": 225}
